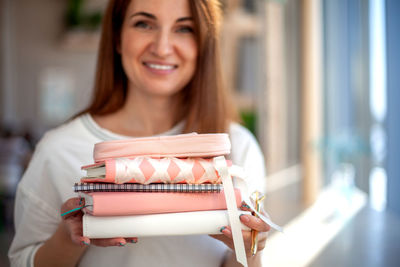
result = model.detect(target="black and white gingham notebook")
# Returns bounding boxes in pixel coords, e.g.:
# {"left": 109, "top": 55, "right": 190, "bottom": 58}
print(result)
{"left": 74, "top": 183, "right": 223, "bottom": 193}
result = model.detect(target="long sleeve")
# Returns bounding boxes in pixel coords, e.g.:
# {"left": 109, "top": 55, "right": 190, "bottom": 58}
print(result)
{"left": 8, "top": 140, "right": 63, "bottom": 266}
{"left": 8, "top": 121, "right": 94, "bottom": 267}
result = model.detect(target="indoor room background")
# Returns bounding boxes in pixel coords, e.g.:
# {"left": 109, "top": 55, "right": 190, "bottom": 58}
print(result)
{"left": 0, "top": 0, "right": 399, "bottom": 266}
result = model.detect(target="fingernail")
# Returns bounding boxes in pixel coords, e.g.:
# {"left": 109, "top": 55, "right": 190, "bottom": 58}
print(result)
{"left": 82, "top": 241, "right": 90, "bottom": 246}
{"left": 240, "top": 214, "right": 250, "bottom": 222}
{"left": 220, "top": 226, "right": 226, "bottom": 233}
{"left": 119, "top": 242, "right": 126, "bottom": 247}
{"left": 241, "top": 203, "right": 250, "bottom": 209}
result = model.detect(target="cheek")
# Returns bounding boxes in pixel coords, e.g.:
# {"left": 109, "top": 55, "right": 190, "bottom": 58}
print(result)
{"left": 121, "top": 32, "right": 144, "bottom": 60}
{"left": 190, "top": 45, "right": 198, "bottom": 64}
{"left": 121, "top": 42, "right": 143, "bottom": 76}
{"left": 121, "top": 42, "right": 137, "bottom": 60}
{"left": 181, "top": 39, "right": 198, "bottom": 65}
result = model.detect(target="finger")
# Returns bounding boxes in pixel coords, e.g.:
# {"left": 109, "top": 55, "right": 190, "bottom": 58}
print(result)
{"left": 255, "top": 232, "right": 268, "bottom": 251}
{"left": 63, "top": 215, "right": 86, "bottom": 246}
{"left": 73, "top": 236, "right": 90, "bottom": 247}
{"left": 67, "top": 219, "right": 84, "bottom": 240}
{"left": 63, "top": 216, "right": 87, "bottom": 246}
{"left": 61, "top": 198, "right": 85, "bottom": 219}
{"left": 239, "top": 214, "right": 270, "bottom": 232}
{"left": 210, "top": 227, "right": 233, "bottom": 243}
{"left": 219, "top": 226, "right": 253, "bottom": 242}
{"left": 90, "top": 237, "right": 128, "bottom": 247}
{"left": 209, "top": 234, "right": 228, "bottom": 243}
{"left": 209, "top": 234, "right": 234, "bottom": 250}
{"left": 125, "top": 237, "right": 138, "bottom": 244}
{"left": 219, "top": 226, "right": 232, "bottom": 238}
{"left": 241, "top": 230, "right": 266, "bottom": 244}
{"left": 240, "top": 201, "right": 252, "bottom": 211}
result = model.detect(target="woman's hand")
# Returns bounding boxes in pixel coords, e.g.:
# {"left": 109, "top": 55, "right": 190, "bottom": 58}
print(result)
{"left": 61, "top": 197, "right": 138, "bottom": 247}
{"left": 210, "top": 201, "right": 270, "bottom": 258}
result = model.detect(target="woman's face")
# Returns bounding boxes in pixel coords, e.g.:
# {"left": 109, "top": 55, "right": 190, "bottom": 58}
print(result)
{"left": 120, "top": 0, "right": 198, "bottom": 98}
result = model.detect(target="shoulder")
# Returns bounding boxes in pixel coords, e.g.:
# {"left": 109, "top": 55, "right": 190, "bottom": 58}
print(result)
{"left": 36, "top": 115, "right": 96, "bottom": 154}
{"left": 228, "top": 122, "right": 260, "bottom": 153}
{"left": 18, "top": 115, "right": 97, "bottom": 202}
{"left": 27, "top": 115, "right": 96, "bottom": 179}
{"left": 228, "top": 122, "right": 264, "bottom": 165}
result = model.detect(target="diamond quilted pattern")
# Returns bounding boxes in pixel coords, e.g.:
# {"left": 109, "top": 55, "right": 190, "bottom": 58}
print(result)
{"left": 139, "top": 158, "right": 155, "bottom": 180}
{"left": 192, "top": 160, "right": 205, "bottom": 180}
{"left": 167, "top": 159, "right": 181, "bottom": 181}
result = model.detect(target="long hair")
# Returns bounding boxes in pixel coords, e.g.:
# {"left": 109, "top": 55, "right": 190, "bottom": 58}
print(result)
{"left": 77, "top": 0, "right": 237, "bottom": 133}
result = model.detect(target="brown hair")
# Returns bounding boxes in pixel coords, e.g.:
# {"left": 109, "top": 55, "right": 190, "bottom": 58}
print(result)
{"left": 77, "top": 0, "right": 237, "bottom": 133}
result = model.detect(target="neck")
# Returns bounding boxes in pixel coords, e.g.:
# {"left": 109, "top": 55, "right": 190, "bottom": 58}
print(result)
{"left": 93, "top": 84, "right": 185, "bottom": 137}
{"left": 122, "top": 89, "right": 181, "bottom": 136}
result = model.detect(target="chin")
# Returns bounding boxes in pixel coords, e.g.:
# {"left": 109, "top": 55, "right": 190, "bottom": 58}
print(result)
{"left": 144, "top": 82, "right": 186, "bottom": 96}
{"left": 146, "top": 87, "right": 183, "bottom": 98}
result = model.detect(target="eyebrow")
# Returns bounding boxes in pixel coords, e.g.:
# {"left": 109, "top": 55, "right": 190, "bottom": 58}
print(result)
{"left": 176, "top": 17, "right": 193, "bottom": 22}
{"left": 130, "top": 12, "right": 156, "bottom": 20}
{"left": 130, "top": 12, "right": 193, "bottom": 22}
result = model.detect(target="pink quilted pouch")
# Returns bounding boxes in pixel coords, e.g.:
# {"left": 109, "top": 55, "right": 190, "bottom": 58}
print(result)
{"left": 93, "top": 133, "right": 231, "bottom": 162}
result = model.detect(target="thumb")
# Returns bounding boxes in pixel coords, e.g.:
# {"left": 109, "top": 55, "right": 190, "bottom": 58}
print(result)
{"left": 61, "top": 197, "right": 84, "bottom": 219}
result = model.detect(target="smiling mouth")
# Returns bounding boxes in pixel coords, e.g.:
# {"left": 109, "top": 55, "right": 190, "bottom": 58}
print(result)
{"left": 143, "top": 62, "right": 177, "bottom": 70}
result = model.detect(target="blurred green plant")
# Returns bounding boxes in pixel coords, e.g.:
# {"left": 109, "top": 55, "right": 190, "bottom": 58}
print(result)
{"left": 66, "top": 0, "right": 103, "bottom": 31}
{"left": 240, "top": 109, "right": 257, "bottom": 138}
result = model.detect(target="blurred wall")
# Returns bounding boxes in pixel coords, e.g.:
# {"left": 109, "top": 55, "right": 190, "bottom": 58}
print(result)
{"left": 1, "top": 0, "right": 98, "bottom": 129}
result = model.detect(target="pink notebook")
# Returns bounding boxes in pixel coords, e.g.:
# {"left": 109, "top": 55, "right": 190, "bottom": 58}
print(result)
{"left": 81, "top": 189, "right": 242, "bottom": 216}
{"left": 81, "top": 157, "right": 232, "bottom": 184}
{"left": 93, "top": 133, "right": 231, "bottom": 162}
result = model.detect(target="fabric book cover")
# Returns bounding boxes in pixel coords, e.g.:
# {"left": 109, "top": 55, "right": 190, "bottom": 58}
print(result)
{"left": 93, "top": 133, "right": 231, "bottom": 162}
{"left": 81, "top": 157, "right": 232, "bottom": 184}
{"left": 80, "top": 188, "right": 242, "bottom": 216}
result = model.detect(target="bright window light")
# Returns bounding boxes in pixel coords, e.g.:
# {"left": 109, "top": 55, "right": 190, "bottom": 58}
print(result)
{"left": 369, "top": 167, "right": 387, "bottom": 211}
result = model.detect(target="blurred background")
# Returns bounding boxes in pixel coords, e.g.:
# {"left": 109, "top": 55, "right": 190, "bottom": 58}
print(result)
{"left": 0, "top": 0, "right": 399, "bottom": 266}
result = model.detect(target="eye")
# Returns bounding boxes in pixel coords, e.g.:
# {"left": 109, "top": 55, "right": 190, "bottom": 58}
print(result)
{"left": 134, "top": 21, "right": 152, "bottom": 30}
{"left": 177, "top": 26, "right": 194, "bottom": 33}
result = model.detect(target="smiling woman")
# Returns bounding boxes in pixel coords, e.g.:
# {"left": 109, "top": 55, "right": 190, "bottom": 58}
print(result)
{"left": 78, "top": 0, "right": 235, "bottom": 136}
{"left": 8, "top": 1, "right": 269, "bottom": 267}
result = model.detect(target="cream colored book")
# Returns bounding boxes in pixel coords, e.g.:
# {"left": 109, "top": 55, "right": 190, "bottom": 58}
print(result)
{"left": 83, "top": 210, "right": 251, "bottom": 238}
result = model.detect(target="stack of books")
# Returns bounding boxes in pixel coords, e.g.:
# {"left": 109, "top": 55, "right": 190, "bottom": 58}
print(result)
{"left": 75, "top": 133, "right": 250, "bottom": 238}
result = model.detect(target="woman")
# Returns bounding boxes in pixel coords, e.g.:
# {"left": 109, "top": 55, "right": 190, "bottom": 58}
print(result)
{"left": 9, "top": 0, "right": 270, "bottom": 266}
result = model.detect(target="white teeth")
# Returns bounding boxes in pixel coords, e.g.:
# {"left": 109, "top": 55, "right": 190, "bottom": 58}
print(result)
{"left": 146, "top": 63, "right": 175, "bottom": 70}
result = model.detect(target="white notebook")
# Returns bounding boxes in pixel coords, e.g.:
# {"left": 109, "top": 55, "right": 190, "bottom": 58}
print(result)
{"left": 83, "top": 210, "right": 251, "bottom": 238}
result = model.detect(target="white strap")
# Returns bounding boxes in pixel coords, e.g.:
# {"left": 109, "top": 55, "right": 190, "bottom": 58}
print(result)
{"left": 233, "top": 174, "right": 284, "bottom": 233}
{"left": 214, "top": 156, "right": 248, "bottom": 267}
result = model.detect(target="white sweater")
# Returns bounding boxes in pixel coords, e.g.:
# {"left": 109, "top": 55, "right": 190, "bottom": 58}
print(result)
{"left": 8, "top": 114, "right": 266, "bottom": 267}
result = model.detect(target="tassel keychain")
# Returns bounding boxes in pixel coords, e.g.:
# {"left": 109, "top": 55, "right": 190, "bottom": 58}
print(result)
{"left": 250, "top": 191, "right": 265, "bottom": 256}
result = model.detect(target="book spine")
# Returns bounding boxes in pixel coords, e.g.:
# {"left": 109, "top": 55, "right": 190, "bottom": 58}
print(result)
{"left": 74, "top": 183, "right": 223, "bottom": 193}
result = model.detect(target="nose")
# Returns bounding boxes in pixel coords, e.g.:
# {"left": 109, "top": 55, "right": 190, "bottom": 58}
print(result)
{"left": 150, "top": 29, "right": 173, "bottom": 58}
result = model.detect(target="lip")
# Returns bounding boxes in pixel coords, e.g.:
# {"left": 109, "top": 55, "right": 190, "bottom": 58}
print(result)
{"left": 142, "top": 61, "right": 178, "bottom": 75}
